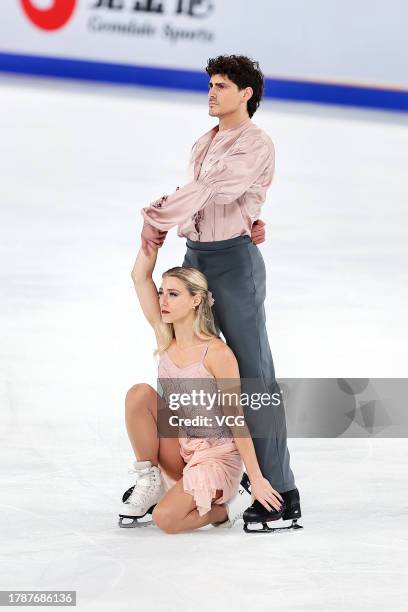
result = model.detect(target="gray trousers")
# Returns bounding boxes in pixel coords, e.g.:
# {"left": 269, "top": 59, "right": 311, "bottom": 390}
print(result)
{"left": 182, "top": 235, "right": 296, "bottom": 492}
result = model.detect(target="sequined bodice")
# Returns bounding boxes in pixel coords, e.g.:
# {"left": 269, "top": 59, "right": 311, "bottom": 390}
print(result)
{"left": 157, "top": 341, "right": 232, "bottom": 439}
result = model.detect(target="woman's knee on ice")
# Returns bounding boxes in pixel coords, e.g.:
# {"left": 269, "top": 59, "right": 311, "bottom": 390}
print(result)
{"left": 152, "top": 505, "right": 180, "bottom": 534}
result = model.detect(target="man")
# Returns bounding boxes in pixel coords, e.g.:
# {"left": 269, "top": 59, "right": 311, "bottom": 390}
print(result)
{"left": 140, "top": 54, "right": 302, "bottom": 532}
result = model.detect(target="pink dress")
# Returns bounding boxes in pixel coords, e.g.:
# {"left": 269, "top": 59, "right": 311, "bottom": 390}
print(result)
{"left": 158, "top": 340, "right": 243, "bottom": 516}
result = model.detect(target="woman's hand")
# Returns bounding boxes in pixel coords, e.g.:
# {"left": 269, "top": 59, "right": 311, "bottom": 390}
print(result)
{"left": 141, "top": 221, "right": 167, "bottom": 256}
{"left": 250, "top": 475, "right": 284, "bottom": 512}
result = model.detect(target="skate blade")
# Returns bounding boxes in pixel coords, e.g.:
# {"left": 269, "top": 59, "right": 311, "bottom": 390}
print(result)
{"left": 118, "top": 516, "right": 154, "bottom": 528}
{"left": 118, "top": 504, "right": 156, "bottom": 528}
{"left": 243, "top": 518, "right": 304, "bottom": 534}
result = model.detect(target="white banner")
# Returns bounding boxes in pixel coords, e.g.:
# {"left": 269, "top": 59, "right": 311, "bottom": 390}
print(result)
{"left": 0, "top": 0, "right": 407, "bottom": 89}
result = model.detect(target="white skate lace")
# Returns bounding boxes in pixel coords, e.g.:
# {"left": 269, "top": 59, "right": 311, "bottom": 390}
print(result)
{"left": 126, "top": 467, "right": 159, "bottom": 508}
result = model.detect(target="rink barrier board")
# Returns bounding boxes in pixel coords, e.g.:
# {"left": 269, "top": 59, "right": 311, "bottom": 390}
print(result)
{"left": 0, "top": 52, "right": 407, "bottom": 112}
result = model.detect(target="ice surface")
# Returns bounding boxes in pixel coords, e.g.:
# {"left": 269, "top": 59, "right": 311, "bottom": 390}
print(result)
{"left": 0, "top": 76, "right": 407, "bottom": 611}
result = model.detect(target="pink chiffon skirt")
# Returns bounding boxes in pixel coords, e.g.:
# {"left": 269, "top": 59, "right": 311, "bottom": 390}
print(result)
{"left": 172, "top": 436, "right": 244, "bottom": 517}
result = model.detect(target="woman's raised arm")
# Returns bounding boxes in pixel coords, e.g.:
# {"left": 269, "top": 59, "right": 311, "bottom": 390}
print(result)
{"left": 130, "top": 246, "right": 162, "bottom": 330}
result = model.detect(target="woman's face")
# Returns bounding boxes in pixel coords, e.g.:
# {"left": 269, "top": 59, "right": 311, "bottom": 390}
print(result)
{"left": 158, "top": 276, "right": 201, "bottom": 324}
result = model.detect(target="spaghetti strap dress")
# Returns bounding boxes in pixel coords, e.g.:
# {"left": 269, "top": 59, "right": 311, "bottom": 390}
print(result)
{"left": 158, "top": 339, "right": 243, "bottom": 516}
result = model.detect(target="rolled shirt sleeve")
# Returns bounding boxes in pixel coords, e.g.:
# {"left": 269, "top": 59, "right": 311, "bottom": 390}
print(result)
{"left": 141, "top": 135, "right": 274, "bottom": 232}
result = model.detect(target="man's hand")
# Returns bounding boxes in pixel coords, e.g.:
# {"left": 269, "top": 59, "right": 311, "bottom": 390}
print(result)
{"left": 141, "top": 220, "right": 167, "bottom": 256}
{"left": 251, "top": 219, "right": 266, "bottom": 245}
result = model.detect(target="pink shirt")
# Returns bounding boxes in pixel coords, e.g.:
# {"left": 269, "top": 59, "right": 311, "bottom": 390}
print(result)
{"left": 141, "top": 117, "right": 275, "bottom": 241}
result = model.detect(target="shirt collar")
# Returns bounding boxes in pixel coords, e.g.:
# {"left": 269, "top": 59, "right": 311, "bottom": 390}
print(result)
{"left": 202, "top": 117, "right": 252, "bottom": 143}
{"left": 214, "top": 117, "right": 252, "bottom": 136}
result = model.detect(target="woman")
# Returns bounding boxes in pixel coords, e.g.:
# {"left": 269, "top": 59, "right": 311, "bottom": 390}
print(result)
{"left": 118, "top": 244, "right": 283, "bottom": 534}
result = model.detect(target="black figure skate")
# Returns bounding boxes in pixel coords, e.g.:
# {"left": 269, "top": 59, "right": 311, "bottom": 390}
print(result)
{"left": 242, "top": 473, "right": 304, "bottom": 534}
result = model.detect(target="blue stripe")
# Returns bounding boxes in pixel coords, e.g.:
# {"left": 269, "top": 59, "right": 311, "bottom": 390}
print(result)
{"left": 0, "top": 51, "right": 407, "bottom": 112}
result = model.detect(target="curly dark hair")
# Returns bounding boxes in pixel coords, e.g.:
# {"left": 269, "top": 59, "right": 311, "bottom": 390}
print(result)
{"left": 205, "top": 54, "right": 264, "bottom": 118}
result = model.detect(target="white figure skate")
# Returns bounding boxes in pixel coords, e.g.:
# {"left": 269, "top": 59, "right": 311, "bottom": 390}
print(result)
{"left": 212, "top": 477, "right": 252, "bottom": 528}
{"left": 118, "top": 460, "right": 164, "bottom": 528}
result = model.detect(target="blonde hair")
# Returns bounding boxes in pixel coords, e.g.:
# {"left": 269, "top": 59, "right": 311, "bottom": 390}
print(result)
{"left": 154, "top": 266, "right": 218, "bottom": 356}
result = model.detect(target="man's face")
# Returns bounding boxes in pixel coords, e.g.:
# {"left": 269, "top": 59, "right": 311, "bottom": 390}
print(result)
{"left": 208, "top": 73, "right": 251, "bottom": 118}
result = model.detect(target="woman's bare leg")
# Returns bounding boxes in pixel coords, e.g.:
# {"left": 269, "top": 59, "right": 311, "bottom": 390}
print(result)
{"left": 125, "top": 383, "right": 185, "bottom": 481}
{"left": 152, "top": 479, "right": 228, "bottom": 533}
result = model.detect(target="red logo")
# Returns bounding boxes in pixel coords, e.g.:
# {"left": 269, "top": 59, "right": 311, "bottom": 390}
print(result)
{"left": 21, "top": 0, "right": 77, "bottom": 31}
